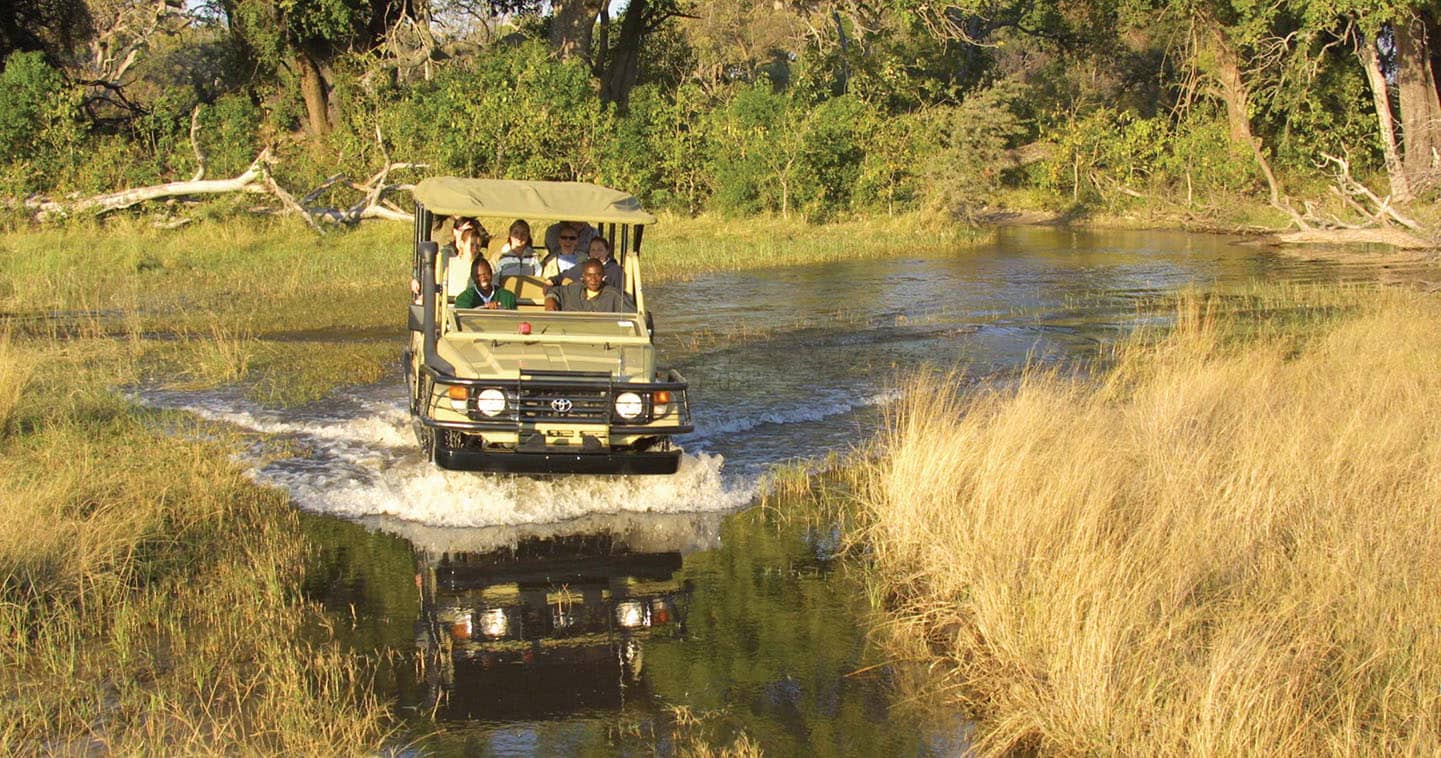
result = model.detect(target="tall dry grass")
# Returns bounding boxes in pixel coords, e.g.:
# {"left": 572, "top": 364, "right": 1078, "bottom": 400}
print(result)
{"left": 857, "top": 289, "right": 1441, "bottom": 754}
{"left": 0, "top": 336, "right": 392, "bottom": 752}
{"left": 0, "top": 328, "right": 32, "bottom": 432}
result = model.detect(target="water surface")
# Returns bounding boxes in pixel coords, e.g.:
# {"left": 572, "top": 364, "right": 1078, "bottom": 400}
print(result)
{"left": 139, "top": 227, "right": 1435, "bottom": 754}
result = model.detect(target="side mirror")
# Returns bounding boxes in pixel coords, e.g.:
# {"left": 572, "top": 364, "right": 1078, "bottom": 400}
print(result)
{"left": 408, "top": 303, "right": 424, "bottom": 332}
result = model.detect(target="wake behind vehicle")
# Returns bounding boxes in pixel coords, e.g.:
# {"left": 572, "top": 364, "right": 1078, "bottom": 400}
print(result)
{"left": 405, "top": 178, "right": 692, "bottom": 475}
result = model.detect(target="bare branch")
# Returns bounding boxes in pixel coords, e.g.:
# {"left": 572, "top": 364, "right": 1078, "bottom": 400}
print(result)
{"left": 1319, "top": 152, "right": 1424, "bottom": 230}
{"left": 188, "top": 105, "right": 206, "bottom": 182}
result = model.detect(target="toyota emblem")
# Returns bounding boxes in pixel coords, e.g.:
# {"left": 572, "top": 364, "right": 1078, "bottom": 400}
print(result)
{"left": 551, "top": 398, "right": 573, "bottom": 414}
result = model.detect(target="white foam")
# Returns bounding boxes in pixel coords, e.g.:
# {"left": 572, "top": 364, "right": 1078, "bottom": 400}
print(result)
{"left": 133, "top": 384, "right": 753, "bottom": 528}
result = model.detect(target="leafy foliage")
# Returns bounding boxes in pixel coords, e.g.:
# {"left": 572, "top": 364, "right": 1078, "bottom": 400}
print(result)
{"left": 0, "top": 52, "right": 84, "bottom": 194}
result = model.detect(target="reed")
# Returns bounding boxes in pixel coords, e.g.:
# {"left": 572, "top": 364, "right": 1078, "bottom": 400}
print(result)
{"left": 854, "top": 287, "right": 1441, "bottom": 754}
{"left": 0, "top": 329, "right": 31, "bottom": 433}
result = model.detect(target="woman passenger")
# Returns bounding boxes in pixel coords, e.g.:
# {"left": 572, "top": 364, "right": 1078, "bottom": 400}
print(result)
{"left": 496, "top": 219, "right": 541, "bottom": 279}
{"left": 443, "top": 216, "right": 490, "bottom": 300}
{"left": 586, "top": 236, "right": 623, "bottom": 291}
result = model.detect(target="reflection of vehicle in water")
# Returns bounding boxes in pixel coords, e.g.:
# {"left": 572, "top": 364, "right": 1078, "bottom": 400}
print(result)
{"left": 416, "top": 528, "right": 694, "bottom": 721}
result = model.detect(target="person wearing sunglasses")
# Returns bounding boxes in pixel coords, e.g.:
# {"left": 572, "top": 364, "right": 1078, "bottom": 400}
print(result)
{"left": 540, "top": 222, "right": 588, "bottom": 283}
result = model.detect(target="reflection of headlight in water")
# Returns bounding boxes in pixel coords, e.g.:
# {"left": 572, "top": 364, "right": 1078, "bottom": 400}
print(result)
{"left": 477, "top": 608, "right": 509, "bottom": 638}
{"left": 615, "top": 600, "right": 649, "bottom": 629}
{"left": 439, "top": 607, "right": 472, "bottom": 641}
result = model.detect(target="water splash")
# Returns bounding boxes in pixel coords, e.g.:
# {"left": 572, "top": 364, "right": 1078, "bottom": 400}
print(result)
{"left": 135, "top": 381, "right": 752, "bottom": 528}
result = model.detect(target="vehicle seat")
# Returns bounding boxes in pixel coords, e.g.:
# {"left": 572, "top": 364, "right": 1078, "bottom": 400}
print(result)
{"left": 500, "top": 275, "right": 550, "bottom": 306}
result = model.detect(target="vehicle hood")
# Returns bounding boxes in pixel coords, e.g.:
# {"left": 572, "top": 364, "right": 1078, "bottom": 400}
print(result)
{"left": 440, "top": 336, "right": 653, "bottom": 379}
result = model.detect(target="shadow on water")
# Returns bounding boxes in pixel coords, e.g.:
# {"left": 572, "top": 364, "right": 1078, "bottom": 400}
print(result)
{"left": 301, "top": 508, "right": 959, "bottom": 756}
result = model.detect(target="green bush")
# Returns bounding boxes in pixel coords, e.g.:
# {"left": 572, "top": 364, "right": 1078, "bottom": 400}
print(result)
{"left": 0, "top": 51, "right": 86, "bottom": 194}
{"left": 925, "top": 81, "right": 1030, "bottom": 215}
{"left": 382, "top": 42, "right": 605, "bottom": 181}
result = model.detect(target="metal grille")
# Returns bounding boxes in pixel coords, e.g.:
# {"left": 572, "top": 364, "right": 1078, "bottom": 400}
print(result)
{"left": 517, "top": 386, "right": 610, "bottom": 423}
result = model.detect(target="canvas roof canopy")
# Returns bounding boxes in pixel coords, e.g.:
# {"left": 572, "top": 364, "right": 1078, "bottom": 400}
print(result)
{"left": 412, "top": 178, "right": 657, "bottom": 224}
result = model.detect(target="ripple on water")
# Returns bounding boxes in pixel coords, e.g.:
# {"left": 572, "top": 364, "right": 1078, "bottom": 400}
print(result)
{"left": 134, "top": 383, "right": 752, "bottom": 528}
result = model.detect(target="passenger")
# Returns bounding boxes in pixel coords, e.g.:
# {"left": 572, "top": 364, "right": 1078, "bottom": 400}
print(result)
{"left": 585, "top": 236, "right": 623, "bottom": 291}
{"left": 454, "top": 257, "right": 517, "bottom": 310}
{"left": 540, "top": 222, "right": 587, "bottom": 282}
{"left": 495, "top": 219, "right": 541, "bottom": 279}
{"left": 443, "top": 216, "right": 490, "bottom": 300}
{"left": 544, "top": 259, "right": 631, "bottom": 312}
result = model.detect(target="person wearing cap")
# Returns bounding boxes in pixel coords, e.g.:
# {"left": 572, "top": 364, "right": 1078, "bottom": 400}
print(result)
{"left": 544, "top": 259, "right": 631, "bottom": 312}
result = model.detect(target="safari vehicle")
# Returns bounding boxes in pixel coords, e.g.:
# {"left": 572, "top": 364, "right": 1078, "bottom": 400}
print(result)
{"left": 405, "top": 178, "right": 692, "bottom": 475}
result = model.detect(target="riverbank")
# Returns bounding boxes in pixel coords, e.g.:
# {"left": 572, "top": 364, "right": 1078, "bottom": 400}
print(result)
{"left": 852, "top": 286, "right": 1441, "bottom": 754}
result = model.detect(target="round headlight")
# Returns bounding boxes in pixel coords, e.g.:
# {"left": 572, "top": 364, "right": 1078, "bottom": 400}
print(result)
{"left": 476, "top": 388, "right": 506, "bottom": 417}
{"left": 614, "top": 391, "right": 644, "bottom": 420}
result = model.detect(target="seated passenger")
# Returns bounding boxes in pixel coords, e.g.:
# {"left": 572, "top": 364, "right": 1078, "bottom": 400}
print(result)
{"left": 584, "top": 236, "right": 623, "bottom": 291}
{"left": 443, "top": 216, "right": 491, "bottom": 300}
{"left": 454, "top": 257, "right": 517, "bottom": 310}
{"left": 544, "top": 259, "right": 631, "bottom": 313}
{"left": 540, "top": 222, "right": 587, "bottom": 282}
{"left": 496, "top": 219, "right": 541, "bottom": 279}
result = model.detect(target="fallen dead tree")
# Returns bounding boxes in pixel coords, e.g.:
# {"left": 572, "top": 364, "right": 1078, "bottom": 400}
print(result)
{"left": 12, "top": 120, "right": 424, "bottom": 232}
{"left": 1270, "top": 152, "right": 1438, "bottom": 250}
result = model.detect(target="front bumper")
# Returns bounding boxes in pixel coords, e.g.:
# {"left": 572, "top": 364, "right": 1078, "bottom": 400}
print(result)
{"left": 433, "top": 446, "right": 682, "bottom": 475}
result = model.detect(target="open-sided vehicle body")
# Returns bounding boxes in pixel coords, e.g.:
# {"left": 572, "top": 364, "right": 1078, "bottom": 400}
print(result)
{"left": 406, "top": 178, "right": 692, "bottom": 475}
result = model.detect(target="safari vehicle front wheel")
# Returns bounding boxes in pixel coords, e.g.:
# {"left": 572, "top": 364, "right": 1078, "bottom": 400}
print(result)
{"left": 414, "top": 422, "right": 436, "bottom": 462}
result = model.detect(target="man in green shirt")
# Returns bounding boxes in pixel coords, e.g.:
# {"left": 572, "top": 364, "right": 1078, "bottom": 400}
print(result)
{"left": 455, "top": 258, "right": 517, "bottom": 310}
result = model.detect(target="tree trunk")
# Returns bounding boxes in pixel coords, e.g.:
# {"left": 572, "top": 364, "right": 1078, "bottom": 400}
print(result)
{"left": 296, "top": 47, "right": 332, "bottom": 136}
{"left": 600, "top": 0, "right": 647, "bottom": 109}
{"left": 549, "top": 0, "right": 605, "bottom": 64}
{"left": 1357, "top": 29, "right": 1413, "bottom": 201}
{"left": 1394, "top": 14, "right": 1441, "bottom": 192}
{"left": 1202, "top": 21, "right": 1305, "bottom": 226}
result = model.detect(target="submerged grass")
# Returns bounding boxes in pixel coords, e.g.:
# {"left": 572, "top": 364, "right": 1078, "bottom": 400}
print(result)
{"left": 854, "top": 287, "right": 1441, "bottom": 754}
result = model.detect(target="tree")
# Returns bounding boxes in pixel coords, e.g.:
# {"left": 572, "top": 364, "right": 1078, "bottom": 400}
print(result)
{"left": 221, "top": 0, "right": 417, "bottom": 135}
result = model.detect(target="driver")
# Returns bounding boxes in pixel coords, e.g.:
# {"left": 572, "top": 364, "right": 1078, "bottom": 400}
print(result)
{"left": 544, "top": 259, "right": 630, "bottom": 312}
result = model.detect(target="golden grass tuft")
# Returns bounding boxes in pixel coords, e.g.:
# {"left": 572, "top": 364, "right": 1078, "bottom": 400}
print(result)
{"left": 856, "top": 289, "right": 1441, "bottom": 754}
{"left": 0, "top": 336, "right": 391, "bottom": 752}
{"left": 0, "top": 329, "right": 32, "bottom": 433}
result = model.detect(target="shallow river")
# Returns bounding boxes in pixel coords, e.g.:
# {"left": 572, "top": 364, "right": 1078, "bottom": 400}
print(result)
{"left": 141, "top": 227, "right": 1434, "bottom": 755}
